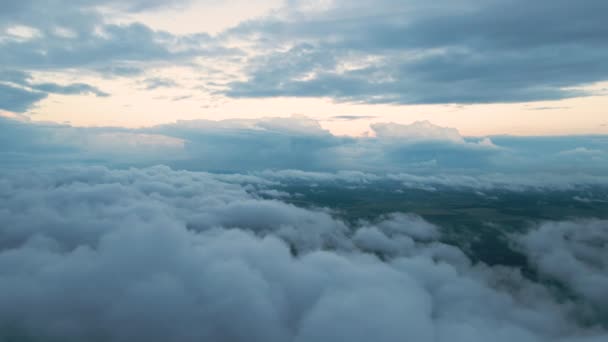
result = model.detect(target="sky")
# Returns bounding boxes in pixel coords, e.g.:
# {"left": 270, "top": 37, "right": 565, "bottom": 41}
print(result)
{"left": 1, "top": 0, "right": 608, "bottom": 136}
{"left": 1, "top": 2, "right": 608, "bottom": 341}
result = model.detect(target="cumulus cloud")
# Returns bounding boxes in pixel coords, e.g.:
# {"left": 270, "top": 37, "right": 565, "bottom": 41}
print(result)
{"left": 0, "top": 165, "right": 606, "bottom": 341}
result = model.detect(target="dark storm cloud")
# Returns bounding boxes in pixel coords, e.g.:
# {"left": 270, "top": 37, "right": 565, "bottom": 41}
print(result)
{"left": 225, "top": 0, "right": 608, "bottom": 104}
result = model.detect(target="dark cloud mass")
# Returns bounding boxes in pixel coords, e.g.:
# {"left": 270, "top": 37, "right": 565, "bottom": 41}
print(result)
{"left": 0, "top": 165, "right": 606, "bottom": 342}
{"left": 2, "top": 0, "right": 607, "bottom": 110}
{"left": 225, "top": 0, "right": 608, "bottom": 104}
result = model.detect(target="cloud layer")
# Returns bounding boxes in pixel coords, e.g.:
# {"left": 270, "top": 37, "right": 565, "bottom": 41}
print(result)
{"left": 225, "top": 0, "right": 608, "bottom": 104}
{"left": 0, "top": 165, "right": 606, "bottom": 341}
{"left": 2, "top": 0, "right": 608, "bottom": 113}
{"left": 2, "top": 116, "right": 608, "bottom": 190}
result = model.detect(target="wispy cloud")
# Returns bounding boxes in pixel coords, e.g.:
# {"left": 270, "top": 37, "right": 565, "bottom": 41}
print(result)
{"left": 330, "top": 115, "right": 378, "bottom": 121}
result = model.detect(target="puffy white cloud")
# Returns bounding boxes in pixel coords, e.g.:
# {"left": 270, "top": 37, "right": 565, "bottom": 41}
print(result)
{"left": 0, "top": 165, "right": 606, "bottom": 341}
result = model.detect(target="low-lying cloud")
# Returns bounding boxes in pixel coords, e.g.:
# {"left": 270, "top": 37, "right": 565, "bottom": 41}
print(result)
{"left": 0, "top": 165, "right": 606, "bottom": 341}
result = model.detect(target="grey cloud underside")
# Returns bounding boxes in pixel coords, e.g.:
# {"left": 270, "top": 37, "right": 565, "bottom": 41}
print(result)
{"left": 225, "top": 0, "right": 608, "bottom": 104}
{"left": 0, "top": 165, "right": 606, "bottom": 342}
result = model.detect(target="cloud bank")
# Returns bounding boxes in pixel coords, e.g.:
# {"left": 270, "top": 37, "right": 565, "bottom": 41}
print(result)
{"left": 2, "top": 116, "right": 607, "bottom": 190}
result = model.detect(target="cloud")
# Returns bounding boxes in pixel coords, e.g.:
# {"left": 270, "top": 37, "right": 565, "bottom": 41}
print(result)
{"left": 0, "top": 0, "right": 257, "bottom": 113}
{"left": 0, "top": 1, "right": 236, "bottom": 110}
{"left": 224, "top": 0, "right": 608, "bottom": 104}
{"left": 0, "top": 165, "right": 606, "bottom": 341}
{"left": 30, "top": 82, "right": 109, "bottom": 97}
{"left": 0, "top": 84, "right": 48, "bottom": 112}
{"left": 0, "top": 117, "right": 187, "bottom": 166}
{"left": 1, "top": 116, "right": 608, "bottom": 187}
{"left": 516, "top": 220, "right": 608, "bottom": 319}
{"left": 526, "top": 106, "right": 571, "bottom": 111}
{"left": 148, "top": 117, "right": 504, "bottom": 172}
{"left": 7, "top": 0, "right": 606, "bottom": 110}
{"left": 3, "top": 0, "right": 608, "bottom": 112}
{"left": 0, "top": 0, "right": 239, "bottom": 80}
{"left": 330, "top": 115, "right": 377, "bottom": 121}
{"left": 371, "top": 120, "right": 464, "bottom": 142}
{"left": 0, "top": 23, "right": 224, "bottom": 70}
{"left": 142, "top": 77, "right": 179, "bottom": 90}
{"left": 0, "top": 70, "right": 109, "bottom": 111}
